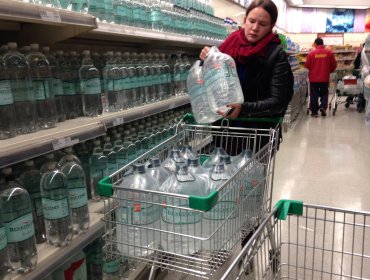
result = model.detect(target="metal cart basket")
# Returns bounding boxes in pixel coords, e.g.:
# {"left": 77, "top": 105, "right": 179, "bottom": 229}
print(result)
{"left": 221, "top": 200, "right": 370, "bottom": 280}
{"left": 98, "top": 116, "right": 279, "bottom": 279}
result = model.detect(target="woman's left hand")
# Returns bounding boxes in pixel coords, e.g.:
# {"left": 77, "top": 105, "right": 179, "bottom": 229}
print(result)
{"left": 218, "top": 104, "right": 242, "bottom": 118}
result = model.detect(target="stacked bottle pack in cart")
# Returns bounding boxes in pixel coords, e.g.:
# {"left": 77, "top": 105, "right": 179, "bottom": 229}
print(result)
{"left": 0, "top": 106, "right": 188, "bottom": 279}
{"left": 0, "top": 41, "right": 193, "bottom": 140}
{"left": 13, "top": 0, "right": 227, "bottom": 41}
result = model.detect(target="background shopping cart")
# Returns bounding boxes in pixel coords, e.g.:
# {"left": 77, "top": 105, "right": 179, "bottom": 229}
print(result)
{"left": 98, "top": 116, "right": 279, "bottom": 279}
{"left": 221, "top": 199, "right": 370, "bottom": 280}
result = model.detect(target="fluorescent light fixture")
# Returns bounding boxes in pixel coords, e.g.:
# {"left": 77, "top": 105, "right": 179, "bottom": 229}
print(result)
{"left": 298, "top": 4, "right": 369, "bottom": 9}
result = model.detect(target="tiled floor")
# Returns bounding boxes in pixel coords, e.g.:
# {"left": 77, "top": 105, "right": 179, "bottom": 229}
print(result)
{"left": 158, "top": 100, "right": 370, "bottom": 280}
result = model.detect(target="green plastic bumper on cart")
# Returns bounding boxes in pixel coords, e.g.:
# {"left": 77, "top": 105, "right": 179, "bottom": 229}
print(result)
{"left": 274, "top": 199, "right": 303, "bottom": 220}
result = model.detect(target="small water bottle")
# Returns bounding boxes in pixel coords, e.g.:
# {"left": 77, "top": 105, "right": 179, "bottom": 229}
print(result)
{"left": 0, "top": 167, "right": 38, "bottom": 273}
{"left": 59, "top": 149, "right": 90, "bottom": 234}
{"left": 0, "top": 210, "right": 11, "bottom": 280}
{"left": 40, "top": 155, "right": 74, "bottom": 246}
{"left": 89, "top": 140, "right": 108, "bottom": 201}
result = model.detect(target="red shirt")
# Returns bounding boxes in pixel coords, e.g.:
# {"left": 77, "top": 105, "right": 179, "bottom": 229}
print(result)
{"left": 304, "top": 46, "right": 337, "bottom": 82}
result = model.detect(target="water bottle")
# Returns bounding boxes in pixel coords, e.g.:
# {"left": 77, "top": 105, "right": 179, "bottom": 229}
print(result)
{"left": 180, "top": 144, "right": 198, "bottom": 160}
{"left": 173, "top": 55, "right": 186, "bottom": 96}
{"left": 104, "top": 51, "right": 121, "bottom": 112}
{"left": 160, "top": 162, "right": 207, "bottom": 255}
{"left": 147, "top": 157, "right": 170, "bottom": 185}
{"left": 102, "top": 241, "right": 127, "bottom": 280}
{"left": 0, "top": 54, "right": 17, "bottom": 139}
{"left": 59, "top": 149, "right": 90, "bottom": 234}
{"left": 0, "top": 167, "right": 38, "bottom": 273}
{"left": 69, "top": 51, "right": 84, "bottom": 117}
{"left": 233, "top": 149, "right": 253, "bottom": 169}
{"left": 42, "top": 46, "right": 66, "bottom": 123}
{"left": 85, "top": 238, "right": 103, "bottom": 280}
{"left": 150, "top": 0, "right": 163, "bottom": 31}
{"left": 19, "top": 160, "right": 46, "bottom": 244}
{"left": 187, "top": 156, "right": 209, "bottom": 185}
{"left": 135, "top": 53, "right": 147, "bottom": 105}
{"left": 4, "top": 42, "right": 38, "bottom": 134}
{"left": 127, "top": 53, "right": 139, "bottom": 108}
{"left": 89, "top": 140, "right": 108, "bottom": 201}
{"left": 56, "top": 50, "right": 78, "bottom": 119}
{"left": 79, "top": 50, "right": 102, "bottom": 117}
{"left": 116, "top": 163, "right": 160, "bottom": 257}
{"left": 162, "top": 148, "right": 183, "bottom": 173}
{"left": 203, "top": 46, "right": 244, "bottom": 115}
{"left": 0, "top": 210, "right": 11, "bottom": 280}
{"left": 187, "top": 60, "right": 220, "bottom": 124}
{"left": 103, "top": 136, "right": 117, "bottom": 175}
{"left": 202, "top": 147, "right": 228, "bottom": 169}
{"left": 122, "top": 130, "right": 137, "bottom": 164}
{"left": 159, "top": 53, "right": 171, "bottom": 99}
{"left": 75, "top": 142, "right": 92, "bottom": 199}
{"left": 40, "top": 154, "right": 74, "bottom": 246}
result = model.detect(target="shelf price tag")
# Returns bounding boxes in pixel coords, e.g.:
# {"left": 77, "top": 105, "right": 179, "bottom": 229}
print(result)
{"left": 40, "top": 10, "right": 62, "bottom": 23}
{"left": 112, "top": 117, "right": 124, "bottom": 126}
{"left": 52, "top": 137, "right": 78, "bottom": 150}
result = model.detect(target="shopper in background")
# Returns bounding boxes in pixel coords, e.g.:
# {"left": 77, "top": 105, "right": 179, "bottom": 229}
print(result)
{"left": 304, "top": 37, "right": 337, "bottom": 117}
{"left": 199, "top": 0, "right": 294, "bottom": 154}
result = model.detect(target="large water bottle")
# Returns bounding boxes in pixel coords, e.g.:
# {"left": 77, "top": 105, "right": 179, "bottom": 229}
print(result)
{"left": 103, "top": 136, "right": 117, "bottom": 175}
{"left": 0, "top": 209, "right": 11, "bottom": 280}
{"left": 0, "top": 167, "right": 38, "bottom": 273}
{"left": 59, "top": 149, "right": 90, "bottom": 234}
{"left": 116, "top": 163, "right": 160, "bottom": 257}
{"left": 162, "top": 148, "right": 183, "bottom": 173}
{"left": 18, "top": 160, "right": 46, "bottom": 244}
{"left": 104, "top": 51, "right": 121, "bottom": 112}
{"left": 42, "top": 46, "right": 66, "bottom": 122}
{"left": 233, "top": 149, "right": 253, "bottom": 169}
{"left": 187, "top": 60, "right": 221, "bottom": 124}
{"left": 0, "top": 54, "right": 17, "bottom": 139}
{"left": 40, "top": 154, "right": 74, "bottom": 246}
{"left": 202, "top": 147, "right": 228, "bottom": 169}
{"left": 26, "top": 43, "right": 58, "bottom": 130}
{"left": 203, "top": 46, "right": 244, "bottom": 115}
{"left": 187, "top": 156, "right": 209, "bottom": 185}
{"left": 4, "top": 42, "right": 38, "bottom": 134}
{"left": 160, "top": 162, "right": 207, "bottom": 255}
{"left": 147, "top": 157, "right": 170, "bottom": 185}
{"left": 56, "top": 50, "right": 78, "bottom": 119}
{"left": 219, "top": 154, "right": 238, "bottom": 176}
{"left": 79, "top": 50, "right": 102, "bottom": 117}
{"left": 89, "top": 140, "right": 108, "bottom": 201}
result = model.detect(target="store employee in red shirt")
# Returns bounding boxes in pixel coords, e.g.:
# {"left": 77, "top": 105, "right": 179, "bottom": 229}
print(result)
{"left": 305, "top": 38, "right": 337, "bottom": 117}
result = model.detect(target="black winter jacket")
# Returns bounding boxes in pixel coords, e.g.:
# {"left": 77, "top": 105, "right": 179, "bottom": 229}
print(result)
{"left": 236, "top": 42, "right": 294, "bottom": 118}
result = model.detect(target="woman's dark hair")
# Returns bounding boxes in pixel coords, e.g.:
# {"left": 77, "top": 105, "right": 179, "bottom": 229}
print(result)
{"left": 245, "top": 0, "right": 278, "bottom": 26}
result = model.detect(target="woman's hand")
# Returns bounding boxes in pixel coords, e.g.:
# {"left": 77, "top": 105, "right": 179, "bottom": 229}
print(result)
{"left": 217, "top": 104, "right": 242, "bottom": 119}
{"left": 199, "top": 46, "right": 211, "bottom": 61}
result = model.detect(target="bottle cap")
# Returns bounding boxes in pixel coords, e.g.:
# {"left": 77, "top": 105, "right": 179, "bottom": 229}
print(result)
{"left": 94, "top": 140, "right": 101, "bottom": 145}
{"left": 133, "top": 163, "right": 146, "bottom": 173}
{"left": 220, "top": 154, "right": 232, "bottom": 164}
{"left": 2, "top": 167, "right": 12, "bottom": 175}
{"left": 175, "top": 161, "right": 188, "bottom": 174}
{"left": 82, "top": 50, "right": 90, "bottom": 56}
{"left": 211, "top": 162, "right": 226, "bottom": 174}
{"left": 7, "top": 42, "right": 17, "bottom": 49}
{"left": 25, "top": 160, "right": 34, "bottom": 167}
{"left": 42, "top": 46, "right": 50, "bottom": 52}
{"left": 149, "top": 157, "right": 161, "bottom": 168}
{"left": 64, "top": 147, "right": 73, "bottom": 153}
{"left": 104, "top": 136, "right": 110, "bottom": 142}
{"left": 187, "top": 156, "right": 199, "bottom": 167}
{"left": 45, "top": 153, "right": 55, "bottom": 160}
{"left": 30, "top": 43, "right": 39, "bottom": 50}
{"left": 106, "top": 51, "right": 113, "bottom": 56}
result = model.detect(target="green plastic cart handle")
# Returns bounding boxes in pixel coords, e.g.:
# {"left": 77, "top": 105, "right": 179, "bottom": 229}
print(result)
{"left": 98, "top": 175, "right": 219, "bottom": 212}
{"left": 98, "top": 177, "right": 113, "bottom": 197}
{"left": 274, "top": 199, "right": 303, "bottom": 220}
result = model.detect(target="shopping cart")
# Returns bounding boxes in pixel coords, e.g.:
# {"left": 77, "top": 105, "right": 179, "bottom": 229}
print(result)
{"left": 221, "top": 199, "right": 370, "bottom": 280}
{"left": 333, "top": 76, "right": 365, "bottom": 115}
{"left": 98, "top": 115, "right": 279, "bottom": 279}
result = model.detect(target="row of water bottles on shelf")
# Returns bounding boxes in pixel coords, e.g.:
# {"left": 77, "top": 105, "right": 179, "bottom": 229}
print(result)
{"left": 16, "top": 0, "right": 227, "bottom": 40}
{"left": 0, "top": 107, "right": 187, "bottom": 278}
{"left": 115, "top": 144, "right": 264, "bottom": 258}
{"left": 0, "top": 41, "right": 192, "bottom": 140}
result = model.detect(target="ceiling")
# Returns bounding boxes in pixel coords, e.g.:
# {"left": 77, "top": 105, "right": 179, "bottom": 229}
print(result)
{"left": 288, "top": 0, "right": 370, "bottom": 9}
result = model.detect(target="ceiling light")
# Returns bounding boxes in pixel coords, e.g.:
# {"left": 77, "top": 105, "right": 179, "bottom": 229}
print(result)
{"left": 301, "top": 4, "right": 369, "bottom": 9}
{"left": 290, "top": 0, "right": 303, "bottom": 5}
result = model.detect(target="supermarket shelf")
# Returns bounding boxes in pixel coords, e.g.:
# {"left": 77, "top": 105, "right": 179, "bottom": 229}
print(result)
{"left": 14, "top": 200, "right": 105, "bottom": 280}
{"left": 0, "top": 0, "right": 97, "bottom": 45}
{"left": 82, "top": 22, "right": 222, "bottom": 48}
{"left": 0, "top": 96, "right": 189, "bottom": 169}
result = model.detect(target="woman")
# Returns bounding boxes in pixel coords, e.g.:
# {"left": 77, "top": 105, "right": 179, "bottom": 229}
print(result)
{"left": 200, "top": 0, "right": 294, "bottom": 153}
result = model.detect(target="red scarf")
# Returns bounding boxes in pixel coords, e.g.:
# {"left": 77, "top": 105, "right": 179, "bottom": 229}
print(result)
{"left": 219, "top": 29, "right": 281, "bottom": 63}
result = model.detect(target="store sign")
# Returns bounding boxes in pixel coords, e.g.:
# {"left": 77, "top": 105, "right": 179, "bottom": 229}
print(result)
{"left": 317, "top": 33, "right": 344, "bottom": 46}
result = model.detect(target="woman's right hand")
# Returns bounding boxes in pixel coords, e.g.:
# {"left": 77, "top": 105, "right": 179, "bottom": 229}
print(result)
{"left": 199, "top": 46, "right": 211, "bottom": 61}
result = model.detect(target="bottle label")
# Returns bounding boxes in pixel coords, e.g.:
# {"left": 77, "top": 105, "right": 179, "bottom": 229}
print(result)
{"left": 117, "top": 6, "right": 127, "bottom": 17}
{"left": 4, "top": 212, "right": 35, "bottom": 243}
{"left": 0, "top": 80, "right": 14, "bottom": 105}
{"left": 33, "top": 80, "right": 50, "bottom": 100}
{"left": 118, "top": 202, "right": 159, "bottom": 225}
{"left": 133, "top": 9, "right": 141, "bottom": 21}
{"left": 107, "top": 80, "right": 114, "bottom": 91}
{"left": 163, "top": 15, "right": 171, "bottom": 27}
{"left": 151, "top": 10, "right": 161, "bottom": 22}
{"left": 52, "top": 78, "right": 64, "bottom": 96}
{"left": 42, "top": 197, "right": 70, "bottom": 220}
{"left": 81, "top": 78, "right": 101, "bottom": 95}
{"left": 62, "top": 81, "right": 76, "bottom": 95}
{"left": 224, "top": 62, "right": 238, "bottom": 78}
{"left": 12, "top": 80, "right": 34, "bottom": 102}
{"left": 0, "top": 226, "right": 7, "bottom": 250}
{"left": 202, "top": 201, "right": 238, "bottom": 220}
{"left": 174, "top": 73, "right": 181, "bottom": 82}
{"left": 103, "top": 259, "right": 120, "bottom": 274}
{"left": 69, "top": 187, "right": 88, "bottom": 209}
{"left": 162, "top": 198, "right": 201, "bottom": 224}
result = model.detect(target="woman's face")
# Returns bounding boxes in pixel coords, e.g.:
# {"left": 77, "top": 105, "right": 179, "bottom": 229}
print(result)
{"left": 243, "top": 7, "right": 273, "bottom": 43}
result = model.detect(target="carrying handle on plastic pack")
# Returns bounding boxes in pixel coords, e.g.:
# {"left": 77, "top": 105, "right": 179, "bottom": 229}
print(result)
{"left": 274, "top": 199, "right": 303, "bottom": 220}
{"left": 98, "top": 177, "right": 113, "bottom": 197}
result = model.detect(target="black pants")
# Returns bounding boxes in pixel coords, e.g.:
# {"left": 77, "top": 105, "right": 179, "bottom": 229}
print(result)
{"left": 310, "top": 82, "right": 329, "bottom": 114}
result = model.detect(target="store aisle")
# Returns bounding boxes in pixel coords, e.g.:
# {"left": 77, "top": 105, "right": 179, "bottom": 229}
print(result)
{"left": 273, "top": 102, "right": 370, "bottom": 211}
